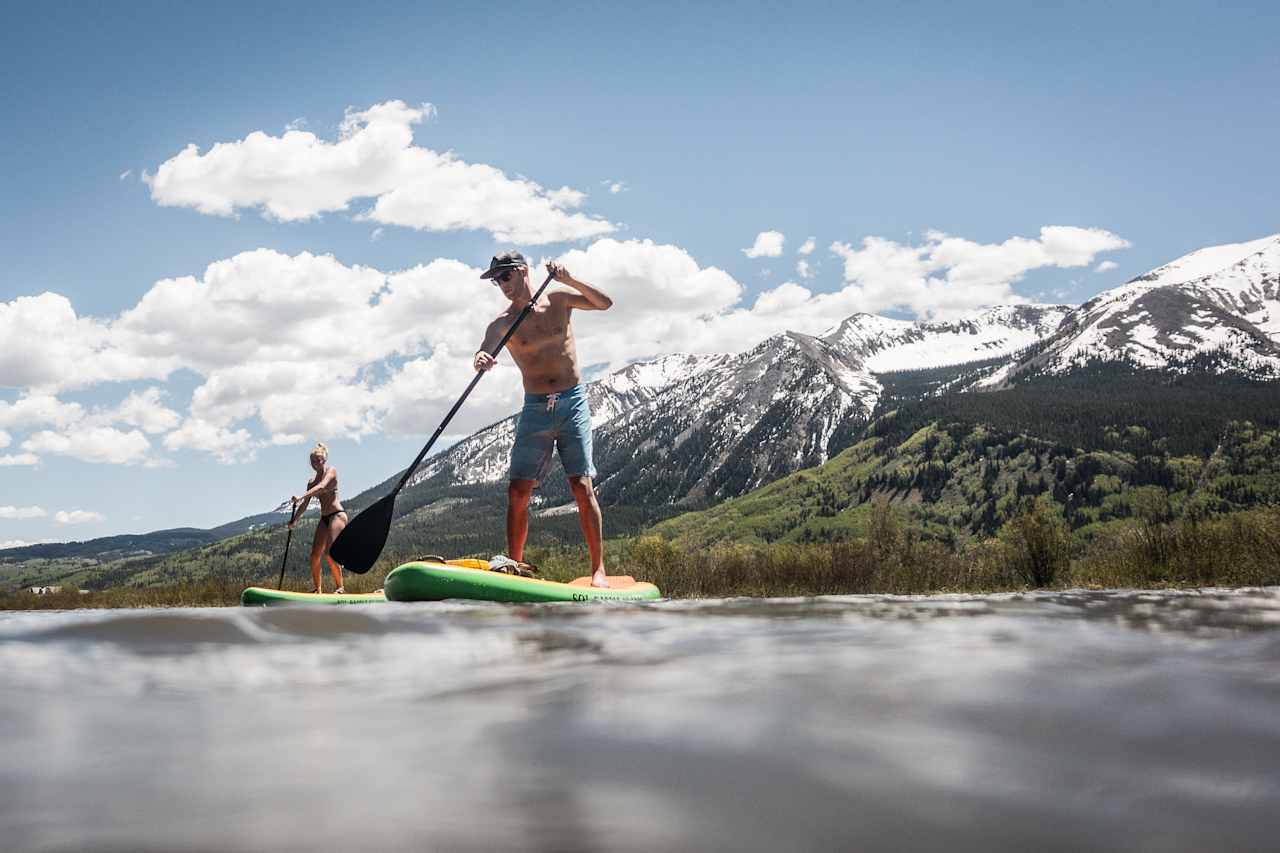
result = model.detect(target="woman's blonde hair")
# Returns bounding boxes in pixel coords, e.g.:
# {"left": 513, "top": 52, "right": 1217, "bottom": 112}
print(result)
{"left": 310, "top": 442, "right": 329, "bottom": 461}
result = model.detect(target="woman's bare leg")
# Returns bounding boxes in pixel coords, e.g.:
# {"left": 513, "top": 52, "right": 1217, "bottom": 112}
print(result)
{"left": 309, "top": 528, "right": 326, "bottom": 593}
{"left": 324, "top": 514, "right": 346, "bottom": 590}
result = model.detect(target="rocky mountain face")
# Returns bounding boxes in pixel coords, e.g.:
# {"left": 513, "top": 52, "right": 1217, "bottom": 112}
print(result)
{"left": 988, "top": 234, "right": 1280, "bottom": 385}
{"left": 589, "top": 331, "right": 879, "bottom": 505}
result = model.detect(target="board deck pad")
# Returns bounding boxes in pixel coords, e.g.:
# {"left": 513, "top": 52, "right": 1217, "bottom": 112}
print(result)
{"left": 384, "top": 560, "right": 661, "bottom": 603}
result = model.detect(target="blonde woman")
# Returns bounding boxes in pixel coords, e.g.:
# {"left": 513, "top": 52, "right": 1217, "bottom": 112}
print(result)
{"left": 290, "top": 442, "right": 347, "bottom": 593}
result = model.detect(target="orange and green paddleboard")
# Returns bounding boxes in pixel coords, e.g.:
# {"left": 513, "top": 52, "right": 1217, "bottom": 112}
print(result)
{"left": 383, "top": 559, "right": 662, "bottom": 603}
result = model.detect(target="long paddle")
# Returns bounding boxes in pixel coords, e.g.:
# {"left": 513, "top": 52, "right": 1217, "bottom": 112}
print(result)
{"left": 331, "top": 271, "right": 556, "bottom": 573}
{"left": 277, "top": 498, "right": 299, "bottom": 589}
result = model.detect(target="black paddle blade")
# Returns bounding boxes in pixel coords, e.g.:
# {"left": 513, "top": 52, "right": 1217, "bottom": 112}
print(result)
{"left": 330, "top": 494, "right": 396, "bottom": 574}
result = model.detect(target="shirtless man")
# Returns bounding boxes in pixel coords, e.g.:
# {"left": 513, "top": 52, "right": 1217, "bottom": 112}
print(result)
{"left": 473, "top": 251, "right": 614, "bottom": 587}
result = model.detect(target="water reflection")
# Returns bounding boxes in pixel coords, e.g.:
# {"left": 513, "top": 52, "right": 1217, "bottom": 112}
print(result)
{"left": 2, "top": 588, "right": 1278, "bottom": 852}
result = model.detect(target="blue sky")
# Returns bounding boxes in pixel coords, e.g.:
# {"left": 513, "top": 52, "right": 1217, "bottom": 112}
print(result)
{"left": 2, "top": 0, "right": 1277, "bottom": 543}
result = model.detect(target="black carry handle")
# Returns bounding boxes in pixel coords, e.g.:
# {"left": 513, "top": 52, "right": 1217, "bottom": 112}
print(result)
{"left": 331, "top": 272, "right": 556, "bottom": 573}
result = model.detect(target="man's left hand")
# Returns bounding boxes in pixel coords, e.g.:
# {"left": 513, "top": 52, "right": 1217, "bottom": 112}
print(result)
{"left": 546, "top": 261, "right": 571, "bottom": 283}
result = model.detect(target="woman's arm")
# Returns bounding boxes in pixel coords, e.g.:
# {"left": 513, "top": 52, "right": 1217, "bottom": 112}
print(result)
{"left": 288, "top": 496, "right": 309, "bottom": 528}
{"left": 289, "top": 469, "right": 335, "bottom": 524}
{"left": 297, "top": 469, "right": 335, "bottom": 501}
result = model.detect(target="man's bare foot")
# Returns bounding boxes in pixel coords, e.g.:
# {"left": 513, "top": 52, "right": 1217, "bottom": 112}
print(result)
{"left": 591, "top": 568, "right": 609, "bottom": 588}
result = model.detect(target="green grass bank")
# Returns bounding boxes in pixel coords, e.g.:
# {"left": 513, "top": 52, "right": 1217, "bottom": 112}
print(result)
{"left": 5, "top": 503, "right": 1276, "bottom": 609}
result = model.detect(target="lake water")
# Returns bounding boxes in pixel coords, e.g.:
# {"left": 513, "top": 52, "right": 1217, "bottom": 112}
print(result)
{"left": 2, "top": 589, "right": 1279, "bottom": 852}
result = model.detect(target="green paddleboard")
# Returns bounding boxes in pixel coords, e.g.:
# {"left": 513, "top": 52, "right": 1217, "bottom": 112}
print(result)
{"left": 240, "top": 587, "right": 387, "bottom": 606}
{"left": 383, "top": 560, "right": 661, "bottom": 603}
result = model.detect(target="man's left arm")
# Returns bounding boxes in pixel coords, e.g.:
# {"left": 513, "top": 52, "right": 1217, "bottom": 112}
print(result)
{"left": 547, "top": 262, "right": 612, "bottom": 311}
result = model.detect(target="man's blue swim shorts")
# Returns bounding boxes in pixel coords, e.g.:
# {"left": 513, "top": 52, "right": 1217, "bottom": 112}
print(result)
{"left": 509, "top": 383, "right": 597, "bottom": 482}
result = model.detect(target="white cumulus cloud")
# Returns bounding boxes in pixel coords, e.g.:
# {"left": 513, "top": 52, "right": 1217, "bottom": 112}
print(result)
{"left": 797, "top": 237, "right": 816, "bottom": 256}
{"left": 145, "top": 101, "right": 615, "bottom": 244}
{"left": 1095, "top": 260, "right": 1119, "bottom": 273}
{"left": 550, "top": 238, "right": 744, "bottom": 367}
{"left": 0, "top": 395, "right": 84, "bottom": 429}
{"left": 743, "top": 230, "right": 785, "bottom": 258}
{"left": 830, "top": 226, "right": 1130, "bottom": 319}
{"left": 0, "top": 505, "right": 47, "bottom": 520}
{"left": 90, "top": 388, "right": 181, "bottom": 435}
{"left": 0, "top": 453, "right": 41, "bottom": 466}
{"left": 796, "top": 260, "right": 813, "bottom": 279}
{"left": 1, "top": 539, "right": 46, "bottom": 549}
{"left": 55, "top": 510, "right": 105, "bottom": 525}
{"left": 0, "top": 390, "right": 174, "bottom": 466}
{"left": 162, "top": 419, "right": 258, "bottom": 463}
{"left": 0, "top": 294, "right": 171, "bottom": 392}
{"left": 22, "top": 426, "right": 152, "bottom": 465}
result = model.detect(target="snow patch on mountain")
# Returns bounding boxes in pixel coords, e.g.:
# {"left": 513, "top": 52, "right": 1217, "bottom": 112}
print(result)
{"left": 1129, "top": 234, "right": 1277, "bottom": 288}
{"left": 822, "top": 305, "right": 1070, "bottom": 372}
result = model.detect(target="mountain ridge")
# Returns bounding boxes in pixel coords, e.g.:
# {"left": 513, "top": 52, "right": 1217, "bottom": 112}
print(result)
{"left": 988, "top": 234, "right": 1280, "bottom": 385}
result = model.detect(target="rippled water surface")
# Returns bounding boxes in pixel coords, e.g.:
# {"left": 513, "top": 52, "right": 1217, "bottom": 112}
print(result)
{"left": 3, "top": 589, "right": 1280, "bottom": 852}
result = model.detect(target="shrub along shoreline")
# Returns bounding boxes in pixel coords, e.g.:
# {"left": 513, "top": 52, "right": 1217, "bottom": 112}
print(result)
{"left": 3, "top": 502, "right": 1276, "bottom": 610}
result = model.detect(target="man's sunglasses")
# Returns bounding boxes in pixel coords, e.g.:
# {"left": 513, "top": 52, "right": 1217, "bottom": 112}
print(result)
{"left": 493, "top": 269, "right": 517, "bottom": 284}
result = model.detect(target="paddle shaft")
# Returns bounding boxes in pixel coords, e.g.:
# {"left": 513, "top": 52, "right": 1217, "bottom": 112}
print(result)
{"left": 389, "top": 271, "right": 556, "bottom": 496}
{"left": 277, "top": 499, "right": 299, "bottom": 589}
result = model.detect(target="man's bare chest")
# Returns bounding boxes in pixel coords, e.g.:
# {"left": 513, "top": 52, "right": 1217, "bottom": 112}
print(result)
{"left": 508, "top": 305, "right": 571, "bottom": 350}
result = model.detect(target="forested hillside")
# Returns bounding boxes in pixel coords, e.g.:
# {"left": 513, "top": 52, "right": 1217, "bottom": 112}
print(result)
{"left": 654, "top": 365, "right": 1280, "bottom": 548}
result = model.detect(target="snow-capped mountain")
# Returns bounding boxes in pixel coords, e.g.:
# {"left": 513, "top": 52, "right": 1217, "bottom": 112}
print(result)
{"left": 588, "top": 330, "right": 878, "bottom": 504}
{"left": 989, "top": 234, "right": 1280, "bottom": 384}
{"left": 822, "top": 305, "right": 1070, "bottom": 372}
{"left": 389, "top": 234, "right": 1279, "bottom": 510}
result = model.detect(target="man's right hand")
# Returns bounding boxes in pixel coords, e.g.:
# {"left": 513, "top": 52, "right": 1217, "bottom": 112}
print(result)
{"left": 474, "top": 351, "right": 496, "bottom": 372}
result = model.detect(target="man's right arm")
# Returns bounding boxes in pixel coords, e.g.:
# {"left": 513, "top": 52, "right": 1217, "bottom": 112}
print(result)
{"left": 474, "top": 319, "right": 503, "bottom": 372}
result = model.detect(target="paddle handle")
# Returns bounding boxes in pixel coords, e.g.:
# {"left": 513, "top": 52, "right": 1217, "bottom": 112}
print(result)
{"left": 277, "top": 499, "right": 298, "bottom": 589}
{"left": 390, "top": 272, "right": 556, "bottom": 496}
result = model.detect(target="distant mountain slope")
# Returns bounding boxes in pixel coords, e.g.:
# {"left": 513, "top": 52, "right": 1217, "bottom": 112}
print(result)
{"left": 0, "top": 505, "right": 345, "bottom": 571}
{"left": 0, "top": 528, "right": 219, "bottom": 564}
{"left": 990, "top": 234, "right": 1280, "bottom": 384}
{"left": 652, "top": 385, "right": 1280, "bottom": 549}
